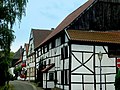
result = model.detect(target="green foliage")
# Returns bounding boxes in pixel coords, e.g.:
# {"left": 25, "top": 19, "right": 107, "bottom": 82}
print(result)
{"left": 10, "top": 52, "right": 14, "bottom": 59}
{"left": 9, "top": 51, "right": 15, "bottom": 66}
{"left": 0, "top": 84, "right": 9, "bottom": 90}
{"left": 115, "top": 69, "right": 120, "bottom": 90}
{"left": 0, "top": 0, "right": 28, "bottom": 86}
{"left": 14, "top": 66, "right": 22, "bottom": 74}
{"left": 0, "top": 0, "right": 28, "bottom": 28}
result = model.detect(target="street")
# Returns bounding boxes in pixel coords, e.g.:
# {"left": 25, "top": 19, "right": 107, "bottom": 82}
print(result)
{"left": 10, "top": 80, "right": 37, "bottom": 90}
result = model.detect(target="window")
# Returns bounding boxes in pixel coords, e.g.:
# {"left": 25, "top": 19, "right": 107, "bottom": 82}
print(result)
{"left": 56, "top": 37, "right": 61, "bottom": 46}
{"left": 41, "top": 47, "right": 43, "bottom": 55}
{"left": 49, "top": 43, "right": 52, "bottom": 49}
{"left": 61, "top": 71, "right": 64, "bottom": 84}
{"left": 39, "top": 48, "right": 41, "bottom": 56}
{"left": 61, "top": 48, "right": 64, "bottom": 60}
{"left": 55, "top": 71, "right": 57, "bottom": 84}
{"left": 43, "top": 46, "right": 45, "bottom": 54}
{"left": 61, "top": 46, "right": 68, "bottom": 60}
{"left": 43, "top": 61, "right": 46, "bottom": 68}
{"left": 40, "top": 48, "right": 42, "bottom": 55}
{"left": 61, "top": 34, "right": 65, "bottom": 44}
{"left": 52, "top": 40, "right": 55, "bottom": 48}
{"left": 65, "top": 46, "right": 68, "bottom": 59}
{"left": 47, "top": 44, "right": 49, "bottom": 52}
{"left": 49, "top": 73, "right": 54, "bottom": 81}
{"left": 48, "top": 59, "right": 51, "bottom": 65}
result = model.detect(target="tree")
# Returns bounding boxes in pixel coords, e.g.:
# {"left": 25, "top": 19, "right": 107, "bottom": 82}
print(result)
{"left": 0, "top": 0, "right": 28, "bottom": 86}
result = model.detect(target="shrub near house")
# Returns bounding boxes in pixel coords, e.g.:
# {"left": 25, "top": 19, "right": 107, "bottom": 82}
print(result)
{"left": 115, "top": 69, "right": 120, "bottom": 90}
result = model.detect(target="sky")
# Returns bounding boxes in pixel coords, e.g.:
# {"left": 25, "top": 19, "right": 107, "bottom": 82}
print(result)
{"left": 11, "top": 0, "right": 88, "bottom": 52}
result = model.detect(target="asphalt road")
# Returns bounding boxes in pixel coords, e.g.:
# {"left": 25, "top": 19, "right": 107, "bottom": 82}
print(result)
{"left": 10, "top": 80, "right": 37, "bottom": 90}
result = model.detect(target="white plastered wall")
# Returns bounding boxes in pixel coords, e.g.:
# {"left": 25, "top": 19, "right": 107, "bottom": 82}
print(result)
{"left": 71, "top": 44, "right": 116, "bottom": 90}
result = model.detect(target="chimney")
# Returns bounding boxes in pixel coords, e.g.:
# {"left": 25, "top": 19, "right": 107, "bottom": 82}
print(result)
{"left": 51, "top": 28, "right": 54, "bottom": 30}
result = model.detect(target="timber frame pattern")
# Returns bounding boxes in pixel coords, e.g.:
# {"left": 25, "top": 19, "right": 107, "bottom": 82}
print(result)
{"left": 70, "top": 43, "right": 116, "bottom": 90}
{"left": 34, "top": 0, "right": 120, "bottom": 90}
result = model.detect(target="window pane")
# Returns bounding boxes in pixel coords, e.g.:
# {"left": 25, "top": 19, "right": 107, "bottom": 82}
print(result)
{"left": 65, "top": 46, "right": 68, "bottom": 59}
{"left": 61, "top": 48, "right": 64, "bottom": 60}
{"left": 49, "top": 73, "right": 54, "bottom": 81}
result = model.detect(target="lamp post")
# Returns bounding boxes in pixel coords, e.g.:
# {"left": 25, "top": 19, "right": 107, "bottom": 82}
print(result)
{"left": 98, "top": 51, "right": 103, "bottom": 90}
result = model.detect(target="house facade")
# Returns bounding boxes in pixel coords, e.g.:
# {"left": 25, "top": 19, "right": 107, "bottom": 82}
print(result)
{"left": 23, "top": 43, "right": 29, "bottom": 65}
{"left": 27, "top": 29, "right": 51, "bottom": 81}
{"left": 12, "top": 46, "right": 23, "bottom": 67}
{"left": 35, "top": 0, "right": 120, "bottom": 90}
{"left": 13, "top": 46, "right": 23, "bottom": 79}
{"left": 20, "top": 43, "right": 28, "bottom": 79}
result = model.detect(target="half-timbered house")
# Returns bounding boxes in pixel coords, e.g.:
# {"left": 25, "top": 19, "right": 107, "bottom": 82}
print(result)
{"left": 27, "top": 29, "right": 51, "bottom": 81}
{"left": 20, "top": 43, "right": 28, "bottom": 79}
{"left": 13, "top": 46, "right": 23, "bottom": 79}
{"left": 35, "top": 0, "right": 120, "bottom": 90}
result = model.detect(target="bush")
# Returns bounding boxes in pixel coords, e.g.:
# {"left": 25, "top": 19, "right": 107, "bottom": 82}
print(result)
{"left": 115, "top": 69, "right": 120, "bottom": 90}
{"left": 0, "top": 84, "right": 9, "bottom": 90}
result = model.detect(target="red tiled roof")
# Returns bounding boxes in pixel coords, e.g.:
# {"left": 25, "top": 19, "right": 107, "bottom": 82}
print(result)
{"left": 15, "top": 56, "right": 22, "bottom": 65}
{"left": 32, "top": 29, "right": 52, "bottom": 48}
{"left": 39, "top": 0, "right": 95, "bottom": 46}
{"left": 13, "top": 46, "right": 23, "bottom": 59}
{"left": 67, "top": 30, "right": 120, "bottom": 44}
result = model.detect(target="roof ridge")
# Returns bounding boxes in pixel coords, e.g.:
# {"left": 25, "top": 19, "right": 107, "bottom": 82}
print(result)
{"left": 37, "top": 0, "right": 95, "bottom": 48}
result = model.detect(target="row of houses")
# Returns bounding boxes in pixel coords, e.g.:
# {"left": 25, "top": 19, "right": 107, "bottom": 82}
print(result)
{"left": 12, "top": 0, "right": 120, "bottom": 90}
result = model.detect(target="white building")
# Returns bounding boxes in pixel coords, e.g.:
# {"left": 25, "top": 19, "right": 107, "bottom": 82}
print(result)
{"left": 35, "top": 0, "right": 120, "bottom": 90}
{"left": 27, "top": 29, "right": 51, "bottom": 81}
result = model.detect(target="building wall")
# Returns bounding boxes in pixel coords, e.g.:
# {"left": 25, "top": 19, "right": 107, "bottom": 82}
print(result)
{"left": 36, "top": 31, "right": 70, "bottom": 89}
{"left": 36, "top": 30, "right": 117, "bottom": 90}
{"left": 27, "top": 31, "right": 35, "bottom": 81}
{"left": 71, "top": 44, "right": 116, "bottom": 90}
{"left": 27, "top": 55, "right": 35, "bottom": 80}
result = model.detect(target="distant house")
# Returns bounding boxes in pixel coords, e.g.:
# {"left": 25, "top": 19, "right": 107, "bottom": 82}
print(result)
{"left": 12, "top": 44, "right": 28, "bottom": 80}
{"left": 12, "top": 46, "right": 23, "bottom": 79}
{"left": 12, "top": 46, "right": 23, "bottom": 67}
{"left": 27, "top": 29, "right": 51, "bottom": 81}
{"left": 23, "top": 43, "right": 29, "bottom": 64}
{"left": 35, "top": 0, "right": 120, "bottom": 90}
{"left": 20, "top": 43, "right": 29, "bottom": 79}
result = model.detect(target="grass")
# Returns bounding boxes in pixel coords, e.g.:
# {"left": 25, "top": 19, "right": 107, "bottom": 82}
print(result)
{"left": 8, "top": 84, "right": 14, "bottom": 90}
{"left": 0, "top": 83, "right": 14, "bottom": 90}
{"left": 0, "top": 84, "right": 9, "bottom": 90}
